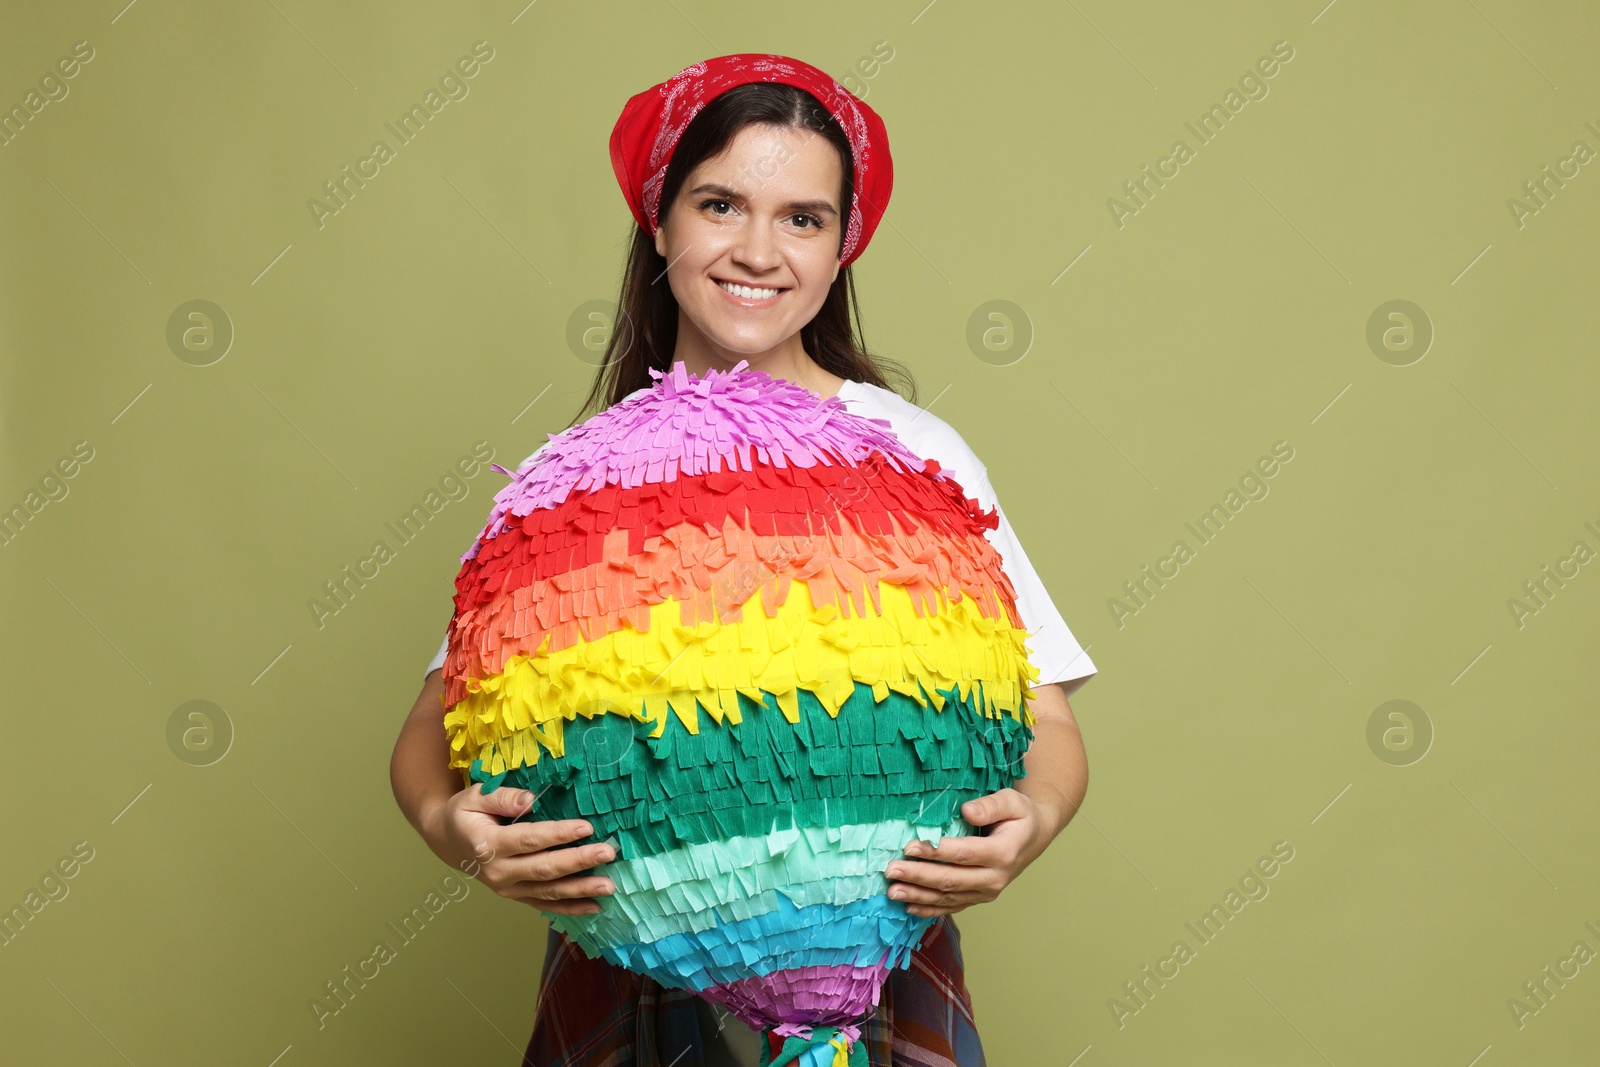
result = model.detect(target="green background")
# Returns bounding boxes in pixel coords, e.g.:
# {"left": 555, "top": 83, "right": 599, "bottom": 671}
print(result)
{"left": 2, "top": 1, "right": 1597, "bottom": 1064}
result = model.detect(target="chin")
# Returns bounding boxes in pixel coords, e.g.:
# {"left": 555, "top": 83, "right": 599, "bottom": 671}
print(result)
{"left": 703, "top": 324, "right": 789, "bottom": 354}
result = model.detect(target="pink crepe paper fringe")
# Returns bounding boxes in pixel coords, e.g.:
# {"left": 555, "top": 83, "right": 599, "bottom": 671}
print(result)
{"left": 462, "top": 359, "right": 944, "bottom": 563}
{"left": 698, "top": 961, "right": 892, "bottom": 1029}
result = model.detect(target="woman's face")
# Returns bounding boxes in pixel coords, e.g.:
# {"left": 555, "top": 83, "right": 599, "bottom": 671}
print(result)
{"left": 654, "top": 123, "right": 845, "bottom": 359}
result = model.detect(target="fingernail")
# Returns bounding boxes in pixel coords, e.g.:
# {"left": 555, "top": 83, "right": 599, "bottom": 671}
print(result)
{"left": 890, "top": 888, "right": 905, "bottom": 899}
{"left": 887, "top": 865, "right": 903, "bottom": 879}
{"left": 574, "top": 823, "right": 593, "bottom": 837}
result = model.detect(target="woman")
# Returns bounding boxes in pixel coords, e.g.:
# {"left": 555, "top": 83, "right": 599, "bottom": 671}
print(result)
{"left": 391, "top": 54, "right": 1096, "bottom": 1066}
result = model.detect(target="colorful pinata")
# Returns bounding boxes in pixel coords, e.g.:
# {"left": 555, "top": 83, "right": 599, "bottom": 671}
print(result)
{"left": 440, "top": 359, "right": 1039, "bottom": 1066}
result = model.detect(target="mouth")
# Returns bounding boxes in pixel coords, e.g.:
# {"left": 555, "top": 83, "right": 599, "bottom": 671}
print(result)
{"left": 712, "top": 277, "right": 789, "bottom": 306}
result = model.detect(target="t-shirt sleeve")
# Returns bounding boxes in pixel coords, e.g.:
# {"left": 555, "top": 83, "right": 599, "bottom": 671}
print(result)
{"left": 424, "top": 634, "right": 448, "bottom": 678}
{"left": 971, "top": 466, "right": 1098, "bottom": 697}
{"left": 857, "top": 386, "right": 1099, "bottom": 699}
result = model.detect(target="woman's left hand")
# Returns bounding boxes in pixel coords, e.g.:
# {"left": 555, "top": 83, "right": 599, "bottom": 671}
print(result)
{"left": 884, "top": 787, "right": 1060, "bottom": 917}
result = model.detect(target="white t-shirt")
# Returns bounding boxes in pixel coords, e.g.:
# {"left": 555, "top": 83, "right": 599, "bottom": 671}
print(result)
{"left": 424, "top": 378, "right": 1097, "bottom": 695}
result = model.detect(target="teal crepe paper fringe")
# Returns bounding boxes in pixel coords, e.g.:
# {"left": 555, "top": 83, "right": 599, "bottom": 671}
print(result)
{"left": 468, "top": 680, "right": 1034, "bottom": 862}
{"left": 558, "top": 889, "right": 937, "bottom": 990}
{"left": 554, "top": 817, "right": 963, "bottom": 948}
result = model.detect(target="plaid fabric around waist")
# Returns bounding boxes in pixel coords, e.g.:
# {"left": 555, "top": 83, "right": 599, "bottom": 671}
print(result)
{"left": 520, "top": 914, "right": 987, "bottom": 1067}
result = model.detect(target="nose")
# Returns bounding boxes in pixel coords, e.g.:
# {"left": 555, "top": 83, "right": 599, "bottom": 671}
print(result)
{"left": 729, "top": 217, "right": 782, "bottom": 274}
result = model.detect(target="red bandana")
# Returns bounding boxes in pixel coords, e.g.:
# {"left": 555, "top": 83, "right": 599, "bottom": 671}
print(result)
{"left": 609, "top": 54, "right": 893, "bottom": 267}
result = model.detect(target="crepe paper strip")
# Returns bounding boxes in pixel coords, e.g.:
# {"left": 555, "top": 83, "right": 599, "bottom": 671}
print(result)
{"left": 587, "top": 820, "right": 959, "bottom": 922}
{"left": 759, "top": 1022, "right": 868, "bottom": 1067}
{"left": 456, "top": 446, "right": 1000, "bottom": 605}
{"left": 470, "top": 694, "right": 1029, "bottom": 862}
{"left": 443, "top": 577, "right": 1038, "bottom": 775}
{"left": 443, "top": 576, "right": 1035, "bottom": 756}
{"left": 708, "top": 966, "right": 887, "bottom": 1030}
{"left": 464, "top": 360, "right": 946, "bottom": 560}
{"left": 451, "top": 447, "right": 1002, "bottom": 619}
{"left": 550, "top": 818, "right": 961, "bottom": 948}
{"left": 603, "top": 818, "right": 956, "bottom": 900}
{"left": 444, "top": 494, "right": 1025, "bottom": 690}
{"left": 592, "top": 866, "right": 911, "bottom": 938}
{"left": 559, "top": 891, "right": 937, "bottom": 990}
{"left": 468, "top": 683, "right": 1033, "bottom": 860}
{"left": 574, "top": 872, "right": 913, "bottom": 945}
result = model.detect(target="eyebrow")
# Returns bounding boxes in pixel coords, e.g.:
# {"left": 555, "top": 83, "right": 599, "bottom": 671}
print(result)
{"left": 686, "top": 182, "right": 839, "bottom": 219}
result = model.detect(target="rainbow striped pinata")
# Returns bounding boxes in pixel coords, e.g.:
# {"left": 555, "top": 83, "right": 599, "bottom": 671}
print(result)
{"left": 440, "top": 359, "right": 1039, "bottom": 1067}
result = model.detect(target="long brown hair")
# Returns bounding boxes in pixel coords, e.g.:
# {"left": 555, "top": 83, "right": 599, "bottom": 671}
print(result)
{"left": 568, "top": 82, "right": 917, "bottom": 426}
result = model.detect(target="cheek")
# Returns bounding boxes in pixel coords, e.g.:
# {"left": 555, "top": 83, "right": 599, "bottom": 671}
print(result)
{"left": 794, "top": 259, "right": 838, "bottom": 308}
{"left": 666, "top": 227, "right": 729, "bottom": 285}
{"left": 808, "top": 237, "right": 842, "bottom": 280}
{"left": 793, "top": 286, "right": 830, "bottom": 322}
{"left": 667, "top": 270, "right": 702, "bottom": 313}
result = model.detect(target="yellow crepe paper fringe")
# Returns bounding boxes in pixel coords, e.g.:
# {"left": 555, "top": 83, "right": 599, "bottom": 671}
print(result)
{"left": 443, "top": 577, "right": 1039, "bottom": 775}
{"left": 440, "top": 510, "right": 1023, "bottom": 712}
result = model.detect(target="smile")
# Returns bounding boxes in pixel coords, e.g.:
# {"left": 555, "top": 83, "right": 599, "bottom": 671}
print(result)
{"left": 714, "top": 278, "right": 788, "bottom": 304}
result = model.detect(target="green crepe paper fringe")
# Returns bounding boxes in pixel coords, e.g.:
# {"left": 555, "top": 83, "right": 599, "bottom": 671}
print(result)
{"left": 469, "top": 681, "right": 1034, "bottom": 862}
{"left": 558, "top": 817, "right": 965, "bottom": 948}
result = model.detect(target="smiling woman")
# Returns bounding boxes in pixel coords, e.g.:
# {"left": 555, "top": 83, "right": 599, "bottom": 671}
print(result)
{"left": 392, "top": 52, "right": 1096, "bottom": 1067}
{"left": 579, "top": 62, "right": 912, "bottom": 418}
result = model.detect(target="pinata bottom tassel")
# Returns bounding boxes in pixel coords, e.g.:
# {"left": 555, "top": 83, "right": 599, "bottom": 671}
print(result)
{"left": 758, "top": 1020, "right": 868, "bottom": 1067}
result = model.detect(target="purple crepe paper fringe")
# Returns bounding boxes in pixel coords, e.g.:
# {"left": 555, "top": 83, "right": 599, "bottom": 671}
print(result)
{"left": 699, "top": 962, "right": 892, "bottom": 1029}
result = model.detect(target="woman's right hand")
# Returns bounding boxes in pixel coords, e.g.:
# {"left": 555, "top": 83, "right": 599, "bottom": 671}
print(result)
{"left": 421, "top": 784, "right": 617, "bottom": 916}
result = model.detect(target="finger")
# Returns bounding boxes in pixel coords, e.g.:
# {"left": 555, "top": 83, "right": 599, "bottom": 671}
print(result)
{"left": 455, "top": 817, "right": 595, "bottom": 883}
{"left": 902, "top": 834, "right": 1006, "bottom": 867}
{"left": 500, "top": 819, "right": 598, "bottom": 858}
{"left": 465, "top": 784, "right": 538, "bottom": 820}
{"left": 959, "top": 788, "right": 1027, "bottom": 828}
{"left": 888, "top": 880, "right": 987, "bottom": 910}
{"left": 502, "top": 873, "right": 617, "bottom": 906}
{"left": 498, "top": 840, "right": 617, "bottom": 885}
{"left": 885, "top": 858, "right": 1000, "bottom": 897}
{"left": 464, "top": 820, "right": 598, "bottom": 884}
{"left": 910, "top": 836, "right": 1028, "bottom": 870}
{"left": 520, "top": 896, "right": 603, "bottom": 916}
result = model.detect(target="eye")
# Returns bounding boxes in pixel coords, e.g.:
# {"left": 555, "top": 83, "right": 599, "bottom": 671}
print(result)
{"left": 700, "top": 198, "right": 734, "bottom": 217}
{"left": 791, "top": 213, "right": 824, "bottom": 230}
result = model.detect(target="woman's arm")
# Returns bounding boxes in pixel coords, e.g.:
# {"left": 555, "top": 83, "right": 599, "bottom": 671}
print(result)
{"left": 389, "top": 669, "right": 463, "bottom": 854}
{"left": 1010, "top": 681, "right": 1088, "bottom": 839}
{"left": 390, "top": 669, "right": 619, "bottom": 915}
{"left": 884, "top": 681, "right": 1090, "bottom": 917}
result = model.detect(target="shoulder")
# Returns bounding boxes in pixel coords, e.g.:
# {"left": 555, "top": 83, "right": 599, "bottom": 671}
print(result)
{"left": 838, "top": 380, "right": 992, "bottom": 505}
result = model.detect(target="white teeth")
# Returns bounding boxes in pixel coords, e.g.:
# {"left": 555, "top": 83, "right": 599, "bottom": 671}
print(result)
{"left": 718, "top": 280, "right": 782, "bottom": 299}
